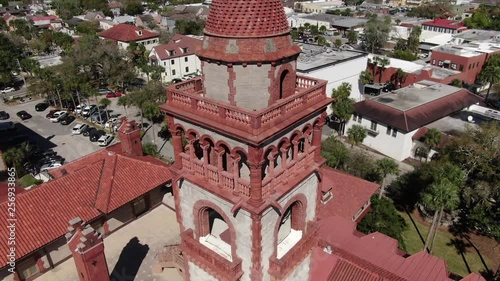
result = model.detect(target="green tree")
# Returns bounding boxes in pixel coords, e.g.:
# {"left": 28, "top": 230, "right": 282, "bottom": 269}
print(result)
{"left": 391, "top": 68, "right": 407, "bottom": 88}
{"left": 20, "top": 58, "right": 40, "bottom": 77}
{"left": 76, "top": 20, "right": 100, "bottom": 35}
{"left": 391, "top": 50, "right": 418, "bottom": 62}
{"left": 450, "top": 79, "right": 462, "bottom": 88}
{"left": 99, "top": 98, "right": 111, "bottom": 119}
{"left": 357, "top": 196, "right": 408, "bottom": 250}
{"left": 359, "top": 70, "right": 372, "bottom": 95}
{"left": 423, "top": 128, "right": 442, "bottom": 151}
{"left": 142, "top": 142, "right": 160, "bottom": 157}
{"left": 373, "top": 56, "right": 390, "bottom": 83}
{"left": 124, "top": 0, "right": 145, "bottom": 16}
{"left": 407, "top": 26, "right": 422, "bottom": 54}
{"left": 175, "top": 19, "right": 205, "bottom": 35}
{"left": 143, "top": 101, "right": 160, "bottom": 143}
{"left": 478, "top": 54, "right": 500, "bottom": 100}
{"left": 347, "top": 124, "right": 366, "bottom": 147}
{"left": 53, "top": 31, "right": 74, "bottom": 51}
{"left": 117, "top": 95, "right": 131, "bottom": 117}
{"left": 364, "top": 15, "right": 392, "bottom": 54}
{"left": 0, "top": 33, "right": 24, "bottom": 86}
{"left": 2, "top": 145, "right": 28, "bottom": 178}
{"left": 375, "top": 158, "right": 400, "bottom": 198}
{"left": 330, "top": 82, "right": 355, "bottom": 135}
{"left": 334, "top": 39, "right": 342, "bottom": 48}
{"left": 347, "top": 29, "right": 358, "bottom": 44}
{"left": 321, "top": 136, "right": 350, "bottom": 169}
{"left": 319, "top": 25, "right": 327, "bottom": 34}
{"left": 344, "top": 150, "right": 381, "bottom": 182}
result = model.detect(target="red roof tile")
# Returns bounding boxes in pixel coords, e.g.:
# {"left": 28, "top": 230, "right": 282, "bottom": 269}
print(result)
{"left": 151, "top": 34, "right": 202, "bottom": 60}
{"left": 422, "top": 19, "right": 467, "bottom": 30}
{"left": 0, "top": 183, "right": 25, "bottom": 203}
{"left": 319, "top": 167, "right": 379, "bottom": 220}
{"left": 108, "top": 1, "right": 123, "bottom": 8}
{"left": 0, "top": 145, "right": 172, "bottom": 266}
{"left": 31, "top": 15, "right": 59, "bottom": 22}
{"left": 99, "top": 23, "right": 159, "bottom": 42}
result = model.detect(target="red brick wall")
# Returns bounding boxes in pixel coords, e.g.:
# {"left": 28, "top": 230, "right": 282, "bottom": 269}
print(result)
{"left": 430, "top": 51, "right": 487, "bottom": 84}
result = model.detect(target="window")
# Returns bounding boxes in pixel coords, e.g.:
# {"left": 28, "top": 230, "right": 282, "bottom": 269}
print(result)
{"left": 146, "top": 40, "right": 150, "bottom": 45}
{"left": 184, "top": 57, "right": 188, "bottom": 62}
{"left": 386, "top": 126, "right": 391, "bottom": 135}
{"left": 164, "top": 62, "right": 166, "bottom": 66}
{"left": 476, "top": 62, "right": 479, "bottom": 67}
{"left": 168, "top": 50, "right": 175, "bottom": 56}
{"left": 277, "top": 201, "right": 304, "bottom": 259}
{"left": 133, "top": 196, "right": 147, "bottom": 216}
{"left": 182, "top": 47, "right": 189, "bottom": 53}
{"left": 171, "top": 60, "right": 175, "bottom": 65}
{"left": 432, "top": 59, "right": 436, "bottom": 65}
{"left": 198, "top": 208, "right": 232, "bottom": 261}
{"left": 459, "top": 64, "right": 464, "bottom": 71}
{"left": 370, "top": 121, "right": 377, "bottom": 131}
{"left": 392, "top": 129, "right": 397, "bottom": 137}
{"left": 469, "top": 64, "right": 471, "bottom": 70}
{"left": 172, "top": 69, "right": 176, "bottom": 76}
{"left": 185, "top": 66, "right": 189, "bottom": 72}
{"left": 358, "top": 115, "right": 362, "bottom": 123}
{"left": 438, "top": 61, "right": 443, "bottom": 66}
{"left": 451, "top": 63, "right": 457, "bottom": 70}
{"left": 353, "top": 114, "right": 357, "bottom": 121}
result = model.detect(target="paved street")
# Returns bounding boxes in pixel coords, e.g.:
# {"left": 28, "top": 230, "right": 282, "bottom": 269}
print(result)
{"left": 35, "top": 205, "right": 183, "bottom": 281}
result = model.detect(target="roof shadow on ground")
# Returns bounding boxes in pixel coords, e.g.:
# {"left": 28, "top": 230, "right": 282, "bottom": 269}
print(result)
{"left": 13, "top": 122, "right": 58, "bottom": 150}
{"left": 110, "top": 237, "right": 149, "bottom": 281}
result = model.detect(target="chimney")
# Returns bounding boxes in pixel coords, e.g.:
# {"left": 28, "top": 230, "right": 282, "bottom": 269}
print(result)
{"left": 66, "top": 217, "right": 110, "bottom": 281}
{"left": 117, "top": 117, "right": 143, "bottom": 156}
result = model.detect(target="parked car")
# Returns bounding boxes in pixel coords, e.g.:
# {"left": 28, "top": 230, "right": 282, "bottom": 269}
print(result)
{"left": 50, "top": 111, "right": 67, "bottom": 122}
{"left": 0, "top": 87, "right": 15, "bottom": 94}
{"left": 89, "top": 130, "right": 105, "bottom": 142}
{"left": 35, "top": 102, "right": 49, "bottom": 111}
{"left": 0, "top": 111, "right": 9, "bottom": 120}
{"left": 75, "top": 104, "right": 87, "bottom": 114}
{"left": 105, "top": 92, "right": 122, "bottom": 98}
{"left": 72, "top": 123, "right": 89, "bottom": 134}
{"left": 46, "top": 110, "right": 58, "bottom": 119}
{"left": 60, "top": 115, "right": 75, "bottom": 125}
{"left": 30, "top": 149, "right": 57, "bottom": 158}
{"left": 82, "top": 105, "right": 97, "bottom": 117}
{"left": 82, "top": 127, "right": 97, "bottom": 137}
{"left": 98, "top": 88, "right": 113, "bottom": 95}
{"left": 39, "top": 156, "right": 64, "bottom": 166}
{"left": 16, "top": 110, "right": 32, "bottom": 120}
{"left": 91, "top": 111, "right": 108, "bottom": 123}
{"left": 97, "top": 134, "right": 114, "bottom": 146}
{"left": 485, "top": 99, "right": 500, "bottom": 110}
{"left": 40, "top": 162, "right": 62, "bottom": 172}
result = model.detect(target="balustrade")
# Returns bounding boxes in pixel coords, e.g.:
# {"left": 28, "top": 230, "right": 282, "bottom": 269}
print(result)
{"left": 167, "top": 75, "right": 327, "bottom": 135}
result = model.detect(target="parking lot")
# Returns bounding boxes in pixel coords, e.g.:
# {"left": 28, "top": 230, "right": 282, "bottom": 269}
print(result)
{"left": 1, "top": 95, "right": 174, "bottom": 167}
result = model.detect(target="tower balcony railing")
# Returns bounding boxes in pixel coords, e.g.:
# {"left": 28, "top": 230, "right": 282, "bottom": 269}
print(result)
{"left": 166, "top": 76, "right": 327, "bottom": 135}
{"left": 180, "top": 229, "right": 243, "bottom": 281}
{"left": 268, "top": 221, "right": 319, "bottom": 279}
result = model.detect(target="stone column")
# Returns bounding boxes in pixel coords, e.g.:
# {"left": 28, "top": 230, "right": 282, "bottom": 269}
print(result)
{"left": 172, "top": 131, "right": 184, "bottom": 170}
{"left": 201, "top": 143, "right": 210, "bottom": 166}
{"left": 248, "top": 161, "right": 264, "bottom": 205}
{"left": 291, "top": 140, "right": 299, "bottom": 161}
{"left": 232, "top": 154, "right": 241, "bottom": 196}
{"left": 267, "top": 152, "right": 276, "bottom": 178}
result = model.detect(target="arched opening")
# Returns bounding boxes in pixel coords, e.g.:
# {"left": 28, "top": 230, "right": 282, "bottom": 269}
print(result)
{"left": 279, "top": 70, "right": 290, "bottom": 100}
{"left": 276, "top": 201, "right": 304, "bottom": 259}
{"left": 235, "top": 150, "right": 250, "bottom": 181}
{"left": 198, "top": 207, "right": 232, "bottom": 261}
{"left": 262, "top": 148, "right": 277, "bottom": 180}
{"left": 219, "top": 144, "right": 231, "bottom": 172}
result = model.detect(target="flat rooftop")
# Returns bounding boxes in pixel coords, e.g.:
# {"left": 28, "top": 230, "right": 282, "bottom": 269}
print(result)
{"left": 453, "top": 29, "right": 500, "bottom": 42}
{"left": 297, "top": 44, "right": 366, "bottom": 71}
{"left": 331, "top": 18, "right": 368, "bottom": 28}
{"left": 432, "top": 45, "right": 483, "bottom": 57}
{"left": 413, "top": 65, "right": 461, "bottom": 80}
{"left": 369, "top": 80, "right": 461, "bottom": 111}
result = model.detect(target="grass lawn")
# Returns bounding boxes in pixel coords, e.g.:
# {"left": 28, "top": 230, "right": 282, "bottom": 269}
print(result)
{"left": 399, "top": 211, "right": 491, "bottom": 277}
{"left": 18, "top": 174, "right": 43, "bottom": 188}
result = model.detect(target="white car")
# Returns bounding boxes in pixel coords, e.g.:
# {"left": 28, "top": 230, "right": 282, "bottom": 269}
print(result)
{"left": 104, "top": 118, "right": 119, "bottom": 129}
{"left": 75, "top": 104, "right": 87, "bottom": 114}
{"left": 72, "top": 123, "right": 89, "bottom": 134}
{"left": 97, "top": 134, "right": 114, "bottom": 147}
{"left": 50, "top": 111, "right": 67, "bottom": 122}
{"left": 82, "top": 105, "right": 96, "bottom": 117}
{"left": 1, "top": 87, "right": 15, "bottom": 94}
{"left": 40, "top": 162, "right": 62, "bottom": 172}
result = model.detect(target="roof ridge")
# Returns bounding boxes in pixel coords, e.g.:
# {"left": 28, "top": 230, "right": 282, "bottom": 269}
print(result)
{"left": 92, "top": 159, "right": 108, "bottom": 212}
{"left": 102, "top": 153, "right": 119, "bottom": 213}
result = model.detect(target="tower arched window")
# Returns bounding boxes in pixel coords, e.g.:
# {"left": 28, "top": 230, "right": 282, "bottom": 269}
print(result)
{"left": 198, "top": 207, "right": 233, "bottom": 261}
{"left": 279, "top": 70, "right": 290, "bottom": 100}
{"left": 276, "top": 201, "right": 305, "bottom": 259}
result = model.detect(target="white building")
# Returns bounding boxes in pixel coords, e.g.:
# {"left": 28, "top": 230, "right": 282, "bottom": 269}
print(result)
{"left": 99, "top": 23, "right": 159, "bottom": 51}
{"left": 149, "top": 34, "right": 202, "bottom": 83}
{"left": 296, "top": 44, "right": 369, "bottom": 114}
{"left": 344, "top": 80, "right": 482, "bottom": 161}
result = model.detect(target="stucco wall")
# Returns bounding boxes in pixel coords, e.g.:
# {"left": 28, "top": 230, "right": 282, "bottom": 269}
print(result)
{"left": 188, "top": 261, "right": 219, "bottom": 281}
{"left": 233, "top": 65, "right": 271, "bottom": 111}
{"left": 176, "top": 119, "right": 248, "bottom": 151}
{"left": 179, "top": 180, "right": 253, "bottom": 281}
{"left": 260, "top": 173, "right": 318, "bottom": 281}
{"left": 203, "top": 62, "right": 231, "bottom": 103}
{"left": 106, "top": 204, "right": 134, "bottom": 233}
{"left": 158, "top": 54, "right": 201, "bottom": 83}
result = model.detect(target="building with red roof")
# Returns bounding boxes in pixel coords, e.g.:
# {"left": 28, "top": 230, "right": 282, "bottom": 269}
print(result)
{"left": 99, "top": 23, "right": 159, "bottom": 50}
{"left": 149, "top": 34, "right": 202, "bottom": 82}
{"left": 0, "top": 119, "right": 172, "bottom": 281}
{"left": 422, "top": 19, "right": 467, "bottom": 34}
{"left": 345, "top": 80, "right": 482, "bottom": 161}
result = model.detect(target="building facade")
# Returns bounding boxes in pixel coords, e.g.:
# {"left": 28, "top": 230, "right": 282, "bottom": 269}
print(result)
{"left": 422, "top": 19, "right": 467, "bottom": 34}
{"left": 430, "top": 45, "right": 487, "bottom": 84}
{"left": 99, "top": 23, "right": 159, "bottom": 51}
{"left": 160, "top": 0, "right": 332, "bottom": 280}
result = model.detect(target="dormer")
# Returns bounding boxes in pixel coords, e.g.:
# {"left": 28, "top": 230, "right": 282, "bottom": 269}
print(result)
{"left": 136, "top": 30, "right": 143, "bottom": 36}
{"left": 168, "top": 50, "right": 175, "bottom": 56}
{"left": 181, "top": 47, "right": 189, "bottom": 53}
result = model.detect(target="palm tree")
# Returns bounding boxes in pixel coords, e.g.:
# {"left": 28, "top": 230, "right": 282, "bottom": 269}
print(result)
{"left": 422, "top": 178, "right": 460, "bottom": 253}
{"left": 359, "top": 70, "right": 372, "bottom": 95}
{"left": 394, "top": 68, "right": 407, "bottom": 88}
{"left": 478, "top": 65, "right": 500, "bottom": 100}
{"left": 3, "top": 145, "right": 28, "bottom": 178}
{"left": 319, "top": 25, "right": 327, "bottom": 34}
{"left": 375, "top": 158, "right": 400, "bottom": 198}
{"left": 117, "top": 95, "right": 130, "bottom": 117}
{"left": 347, "top": 124, "right": 367, "bottom": 148}
{"left": 424, "top": 128, "right": 442, "bottom": 153}
{"left": 377, "top": 57, "right": 390, "bottom": 83}
{"left": 143, "top": 101, "right": 160, "bottom": 143}
{"left": 99, "top": 98, "right": 111, "bottom": 120}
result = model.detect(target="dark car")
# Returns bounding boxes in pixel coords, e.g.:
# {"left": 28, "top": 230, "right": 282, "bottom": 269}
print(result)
{"left": 30, "top": 149, "right": 57, "bottom": 158}
{"left": 0, "top": 111, "right": 9, "bottom": 120}
{"left": 16, "top": 111, "right": 32, "bottom": 120}
{"left": 82, "top": 127, "right": 97, "bottom": 137}
{"left": 46, "top": 110, "right": 58, "bottom": 119}
{"left": 89, "top": 130, "right": 105, "bottom": 142}
{"left": 39, "top": 155, "right": 65, "bottom": 166}
{"left": 485, "top": 99, "right": 500, "bottom": 110}
{"left": 35, "top": 102, "right": 49, "bottom": 111}
{"left": 60, "top": 115, "right": 75, "bottom": 125}
{"left": 171, "top": 78, "right": 183, "bottom": 84}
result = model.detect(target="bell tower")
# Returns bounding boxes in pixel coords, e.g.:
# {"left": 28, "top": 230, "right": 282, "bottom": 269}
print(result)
{"left": 160, "top": 0, "right": 331, "bottom": 280}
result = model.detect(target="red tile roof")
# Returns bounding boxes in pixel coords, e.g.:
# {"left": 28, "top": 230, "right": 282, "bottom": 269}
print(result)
{"left": 319, "top": 167, "right": 379, "bottom": 220}
{"left": 354, "top": 89, "right": 482, "bottom": 133}
{"left": 108, "top": 1, "right": 123, "bottom": 8}
{"left": 151, "top": 34, "right": 202, "bottom": 60}
{"left": 316, "top": 216, "right": 486, "bottom": 281}
{"left": 0, "top": 144, "right": 172, "bottom": 266}
{"left": 411, "top": 127, "right": 453, "bottom": 149}
{"left": 31, "top": 15, "right": 59, "bottom": 22}
{"left": 0, "top": 183, "right": 25, "bottom": 203}
{"left": 422, "top": 19, "right": 467, "bottom": 30}
{"left": 99, "top": 23, "right": 159, "bottom": 42}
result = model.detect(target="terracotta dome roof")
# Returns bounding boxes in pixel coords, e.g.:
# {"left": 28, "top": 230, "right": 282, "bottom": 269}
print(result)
{"left": 204, "top": 0, "right": 290, "bottom": 38}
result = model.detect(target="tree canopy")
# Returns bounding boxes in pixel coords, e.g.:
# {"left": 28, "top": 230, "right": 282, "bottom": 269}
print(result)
{"left": 363, "top": 15, "right": 392, "bottom": 54}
